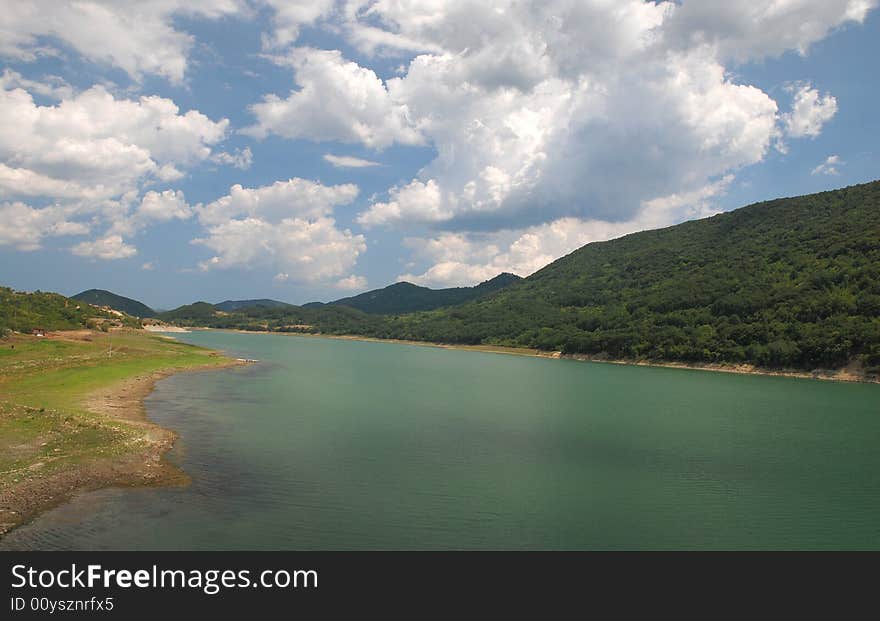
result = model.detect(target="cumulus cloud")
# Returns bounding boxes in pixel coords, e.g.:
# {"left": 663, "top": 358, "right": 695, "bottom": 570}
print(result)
{"left": 0, "top": 201, "right": 88, "bottom": 251}
{"left": 137, "top": 190, "right": 192, "bottom": 224}
{"left": 0, "top": 77, "right": 228, "bottom": 258}
{"left": 811, "top": 154, "right": 844, "bottom": 176}
{"left": 323, "top": 154, "right": 381, "bottom": 168}
{"left": 352, "top": 27, "right": 776, "bottom": 230}
{"left": 196, "top": 177, "right": 358, "bottom": 225}
{"left": 782, "top": 83, "right": 839, "bottom": 138}
{"left": 72, "top": 234, "right": 137, "bottom": 260}
{"left": 244, "top": 47, "right": 423, "bottom": 148}
{"left": 358, "top": 179, "right": 447, "bottom": 227}
{"left": 211, "top": 147, "right": 253, "bottom": 170}
{"left": 261, "top": 0, "right": 335, "bottom": 50}
{"left": 0, "top": 1, "right": 245, "bottom": 83}
{"left": 661, "top": 0, "right": 876, "bottom": 62}
{"left": 110, "top": 189, "right": 193, "bottom": 236}
{"left": 0, "top": 68, "right": 71, "bottom": 99}
{"left": 0, "top": 82, "right": 228, "bottom": 195}
{"left": 335, "top": 274, "right": 368, "bottom": 290}
{"left": 193, "top": 178, "right": 366, "bottom": 284}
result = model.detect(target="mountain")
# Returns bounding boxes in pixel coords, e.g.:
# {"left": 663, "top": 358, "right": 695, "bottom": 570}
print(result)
{"left": 215, "top": 299, "right": 293, "bottom": 312}
{"left": 1, "top": 287, "right": 140, "bottom": 332}
{"left": 157, "top": 302, "right": 218, "bottom": 323}
{"left": 374, "top": 181, "right": 880, "bottom": 372}
{"left": 72, "top": 289, "right": 155, "bottom": 317}
{"left": 325, "top": 272, "right": 523, "bottom": 314}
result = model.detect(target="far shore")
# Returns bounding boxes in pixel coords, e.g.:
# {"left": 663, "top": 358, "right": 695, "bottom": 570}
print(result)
{"left": 176, "top": 326, "right": 880, "bottom": 385}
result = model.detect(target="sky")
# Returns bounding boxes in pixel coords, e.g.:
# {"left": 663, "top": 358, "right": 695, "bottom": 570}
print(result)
{"left": 0, "top": 1, "right": 878, "bottom": 309}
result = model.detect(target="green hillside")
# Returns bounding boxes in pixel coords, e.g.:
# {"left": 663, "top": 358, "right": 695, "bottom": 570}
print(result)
{"left": 1, "top": 287, "right": 140, "bottom": 333}
{"left": 72, "top": 289, "right": 155, "bottom": 317}
{"left": 214, "top": 299, "right": 292, "bottom": 312}
{"left": 379, "top": 181, "right": 880, "bottom": 371}
{"left": 325, "top": 272, "right": 522, "bottom": 314}
{"left": 157, "top": 302, "right": 218, "bottom": 323}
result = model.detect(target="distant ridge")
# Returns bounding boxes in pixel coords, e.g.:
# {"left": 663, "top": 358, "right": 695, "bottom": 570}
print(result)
{"left": 319, "top": 272, "right": 523, "bottom": 314}
{"left": 72, "top": 289, "right": 155, "bottom": 317}
{"left": 157, "top": 301, "right": 217, "bottom": 323}
{"left": 215, "top": 299, "right": 292, "bottom": 312}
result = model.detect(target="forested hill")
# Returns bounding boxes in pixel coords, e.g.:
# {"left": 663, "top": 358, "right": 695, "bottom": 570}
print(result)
{"left": 372, "top": 180, "right": 880, "bottom": 372}
{"left": 1, "top": 288, "right": 140, "bottom": 332}
{"left": 157, "top": 302, "right": 218, "bottom": 323}
{"left": 72, "top": 289, "right": 155, "bottom": 317}
{"left": 321, "top": 272, "right": 522, "bottom": 314}
{"left": 214, "top": 299, "right": 292, "bottom": 312}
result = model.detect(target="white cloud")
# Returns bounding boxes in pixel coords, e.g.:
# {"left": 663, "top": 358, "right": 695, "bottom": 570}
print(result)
{"left": 358, "top": 179, "right": 448, "bottom": 227}
{"left": 323, "top": 154, "right": 381, "bottom": 168}
{"left": 0, "top": 1, "right": 246, "bottom": 84}
{"left": 0, "top": 78, "right": 228, "bottom": 258}
{"left": 261, "top": 0, "right": 335, "bottom": 50}
{"left": 211, "top": 147, "right": 253, "bottom": 170}
{"left": 241, "top": 1, "right": 866, "bottom": 240}
{"left": 0, "top": 201, "right": 88, "bottom": 251}
{"left": 194, "top": 216, "right": 366, "bottom": 283}
{"left": 0, "top": 82, "right": 228, "bottom": 197}
{"left": 782, "top": 83, "right": 838, "bottom": 138}
{"left": 196, "top": 177, "right": 358, "bottom": 225}
{"left": 110, "top": 189, "right": 192, "bottom": 236}
{"left": 72, "top": 234, "right": 137, "bottom": 260}
{"left": 662, "top": 0, "right": 877, "bottom": 62}
{"left": 335, "top": 274, "right": 368, "bottom": 290}
{"left": 244, "top": 47, "right": 423, "bottom": 148}
{"left": 141, "top": 261, "right": 156, "bottom": 271}
{"left": 356, "top": 43, "right": 776, "bottom": 229}
{"left": 0, "top": 69, "right": 71, "bottom": 99}
{"left": 811, "top": 154, "right": 844, "bottom": 176}
{"left": 193, "top": 178, "right": 366, "bottom": 284}
{"left": 137, "top": 190, "right": 191, "bottom": 223}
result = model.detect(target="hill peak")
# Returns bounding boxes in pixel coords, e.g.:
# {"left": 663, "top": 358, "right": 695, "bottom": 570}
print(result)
{"left": 72, "top": 289, "right": 155, "bottom": 318}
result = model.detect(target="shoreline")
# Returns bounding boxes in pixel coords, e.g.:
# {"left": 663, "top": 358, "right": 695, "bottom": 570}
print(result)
{"left": 186, "top": 327, "right": 879, "bottom": 384}
{"left": 0, "top": 334, "right": 243, "bottom": 537}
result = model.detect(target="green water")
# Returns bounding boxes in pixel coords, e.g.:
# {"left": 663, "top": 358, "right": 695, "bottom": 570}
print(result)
{"left": 3, "top": 330, "right": 880, "bottom": 550}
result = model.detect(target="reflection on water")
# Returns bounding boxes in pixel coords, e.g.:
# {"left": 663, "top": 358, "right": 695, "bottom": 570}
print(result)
{"left": 3, "top": 331, "right": 880, "bottom": 550}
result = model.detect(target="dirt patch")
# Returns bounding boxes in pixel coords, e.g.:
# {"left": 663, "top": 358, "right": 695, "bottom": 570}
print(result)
{"left": 562, "top": 354, "right": 879, "bottom": 384}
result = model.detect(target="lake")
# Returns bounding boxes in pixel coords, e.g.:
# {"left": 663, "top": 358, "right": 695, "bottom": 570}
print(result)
{"left": 3, "top": 330, "right": 880, "bottom": 550}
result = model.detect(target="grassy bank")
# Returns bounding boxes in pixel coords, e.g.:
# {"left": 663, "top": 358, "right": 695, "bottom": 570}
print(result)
{"left": 0, "top": 329, "right": 235, "bottom": 536}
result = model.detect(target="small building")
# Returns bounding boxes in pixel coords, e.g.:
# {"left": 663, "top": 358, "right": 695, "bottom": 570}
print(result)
{"left": 31, "top": 328, "right": 46, "bottom": 337}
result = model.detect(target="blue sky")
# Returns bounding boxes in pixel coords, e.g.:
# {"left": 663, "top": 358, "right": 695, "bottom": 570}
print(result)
{"left": 0, "top": 1, "right": 877, "bottom": 309}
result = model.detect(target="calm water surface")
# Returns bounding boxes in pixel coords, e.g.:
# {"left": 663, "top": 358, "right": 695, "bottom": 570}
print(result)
{"left": 3, "top": 330, "right": 879, "bottom": 550}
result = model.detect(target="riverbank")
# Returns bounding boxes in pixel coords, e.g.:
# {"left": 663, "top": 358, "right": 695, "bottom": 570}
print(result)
{"left": 184, "top": 327, "right": 879, "bottom": 384}
{"left": 0, "top": 329, "right": 240, "bottom": 536}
